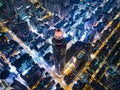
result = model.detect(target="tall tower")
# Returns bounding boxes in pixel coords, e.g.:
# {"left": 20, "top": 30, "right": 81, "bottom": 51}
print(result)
{"left": 52, "top": 29, "right": 66, "bottom": 75}
{"left": 42, "top": 0, "right": 71, "bottom": 18}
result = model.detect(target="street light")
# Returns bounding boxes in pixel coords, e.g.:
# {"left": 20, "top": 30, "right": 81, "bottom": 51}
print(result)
{"left": 90, "top": 54, "right": 95, "bottom": 60}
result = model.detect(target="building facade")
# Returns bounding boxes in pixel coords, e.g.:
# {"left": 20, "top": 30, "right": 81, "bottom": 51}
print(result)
{"left": 42, "top": 0, "right": 71, "bottom": 18}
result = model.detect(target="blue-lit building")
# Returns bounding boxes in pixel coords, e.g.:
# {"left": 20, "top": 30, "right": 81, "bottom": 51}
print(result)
{"left": 42, "top": 0, "right": 72, "bottom": 18}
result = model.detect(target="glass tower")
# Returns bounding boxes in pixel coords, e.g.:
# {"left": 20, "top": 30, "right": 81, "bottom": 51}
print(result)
{"left": 52, "top": 29, "right": 66, "bottom": 75}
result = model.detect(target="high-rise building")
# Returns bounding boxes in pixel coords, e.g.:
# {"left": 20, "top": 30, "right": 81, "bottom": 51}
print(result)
{"left": 42, "top": 0, "right": 72, "bottom": 18}
{"left": 52, "top": 29, "right": 66, "bottom": 75}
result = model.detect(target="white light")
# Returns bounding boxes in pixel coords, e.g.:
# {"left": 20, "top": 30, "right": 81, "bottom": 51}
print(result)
{"left": 40, "top": 33, "right": 44, "bottom": 38}
{"left": 22, "top": 68, "right": 30, "bottom": 75}
{"left": 48, "top": 45, "right": 53, "bottom": 53}
{"left": 69, "top": 31, "right": 74, "bottom": 36}
{"left": 95, "top": 32, "right": 101, "bottom": 40}
{"left": 91, "top": 54, "right": 95, "bottom": 59}
{"left": 80, "top": 31, "right": 87, "bottom": 42}
{"left": 72, "top": 37, "right": 77, "bottom": 44}
{"left": 9, "top": 65, "right": 18, "bottom": 74}
{"left": 26, "top": 5, "right": 30, "bottom": 9}
{"left": 46, "top": 37, "right": 52, "bottom": 44}
{"left": 63, "top": 33, "right": 68, "bottom": 37}
{"left": 49, "top": 26, "right": 55, "bottom": 30}
{"left": 74, "top": 81, "right": 77, "bottom": 84}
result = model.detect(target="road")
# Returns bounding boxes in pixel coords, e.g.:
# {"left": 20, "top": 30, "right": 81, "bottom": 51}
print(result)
{"left": 0, "top": 51, "right": 30, "bottom": 90}
{"left": 4, "top": 1, "right": 120, "bottom": 90}
{"left": 74, "top": 12, "right": 120, "bottom": 83}
{"left": 7, "top": 30, "right": 69, "bottom": 89}
{"left": 83, "top": 27, "right": 120, "bottom": 90}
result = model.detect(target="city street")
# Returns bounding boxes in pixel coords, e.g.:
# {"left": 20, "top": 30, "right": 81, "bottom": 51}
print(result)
{"left": 0, "top": 0, "right": 120, "bottom": 90}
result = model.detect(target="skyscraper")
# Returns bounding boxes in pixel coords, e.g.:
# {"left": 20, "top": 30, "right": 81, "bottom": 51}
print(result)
{"left": 42, "top": 0, "right": 72, "bottom": 18}
{"left": 52, "top": 29, "right": 66, "bottom": 75}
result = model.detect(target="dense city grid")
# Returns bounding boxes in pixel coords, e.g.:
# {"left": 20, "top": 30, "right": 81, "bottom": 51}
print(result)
{"left": 0, "top": 0, "right": 120, "bottom": 90}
